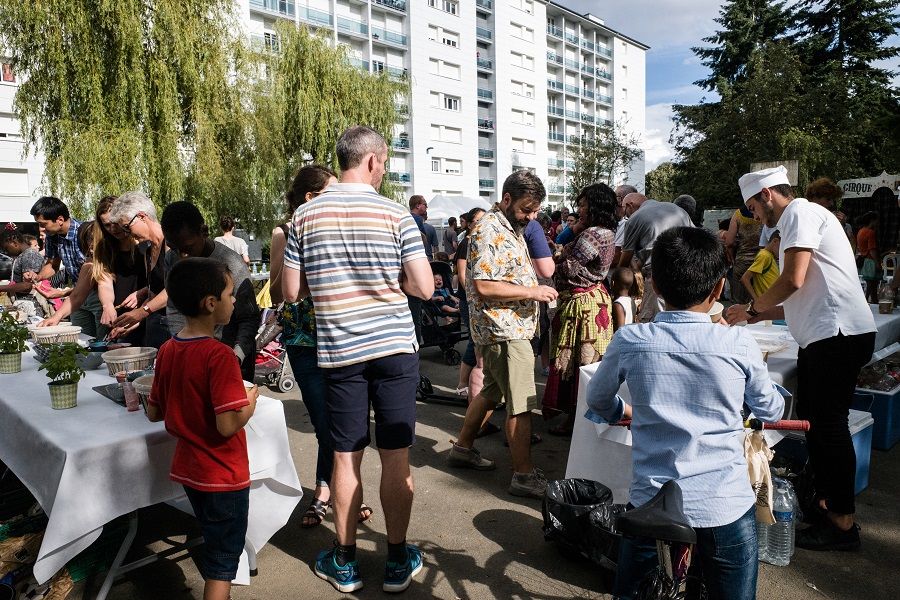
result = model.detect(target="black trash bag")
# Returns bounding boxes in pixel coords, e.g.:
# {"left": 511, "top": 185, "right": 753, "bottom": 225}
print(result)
{"left": 587, "top": 503, "right": 628, "bottom": 570}
{"left": 542, "top": 479, "right": 614, "bottom": 560}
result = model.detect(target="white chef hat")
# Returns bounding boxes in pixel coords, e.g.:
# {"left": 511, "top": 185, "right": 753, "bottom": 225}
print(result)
{"left": 738, "top": 165, "right": 790, "bottom": 203}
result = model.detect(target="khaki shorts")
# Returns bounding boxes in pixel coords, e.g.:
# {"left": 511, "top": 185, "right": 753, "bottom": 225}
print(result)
{"left": 478, "top": 339, "right": 537, "bottom": 416}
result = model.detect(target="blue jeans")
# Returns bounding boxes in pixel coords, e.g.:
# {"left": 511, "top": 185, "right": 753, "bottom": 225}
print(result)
{"left": 614, "top": 506, "right": 757, "bottom": 600}
{"left": 286, "top": 345, "right": 332, "bottom": 488}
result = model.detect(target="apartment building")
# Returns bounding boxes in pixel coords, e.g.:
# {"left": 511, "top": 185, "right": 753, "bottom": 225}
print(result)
{"left": 0, "top": 58, "right": 46, "bottom": 222}
{"left": 245, "top": 0, "right": 648, "bottom": 207}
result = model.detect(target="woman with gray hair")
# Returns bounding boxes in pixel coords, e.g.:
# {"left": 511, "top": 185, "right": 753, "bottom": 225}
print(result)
{"left": 108, "top": 191, "right": 171, "bottom": 348}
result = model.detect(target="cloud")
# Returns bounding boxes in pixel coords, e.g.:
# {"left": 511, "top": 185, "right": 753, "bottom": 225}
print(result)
{"left": 643, "top": 103, "right": 677, "bottom": 172}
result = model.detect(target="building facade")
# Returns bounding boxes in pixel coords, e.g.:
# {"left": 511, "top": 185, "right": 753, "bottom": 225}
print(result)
{"left": 244, "top": 0, "right": 648, "bottom": 208}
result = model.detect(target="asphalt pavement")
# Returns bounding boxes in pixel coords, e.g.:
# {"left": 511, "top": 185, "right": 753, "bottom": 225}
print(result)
{"left": 98, "top": 342, "right": 900, "bottom": 599}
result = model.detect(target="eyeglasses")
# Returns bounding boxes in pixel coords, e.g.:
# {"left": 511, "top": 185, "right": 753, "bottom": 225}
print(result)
{"left": 122, "top": 213, "right": 140, "bottom": 232}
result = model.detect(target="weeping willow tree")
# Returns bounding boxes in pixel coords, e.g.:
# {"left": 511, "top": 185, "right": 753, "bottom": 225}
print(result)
{"left": 198, "top": 22, "right": 408, "bottom": 233}
{"left": 0, "top": 2, "right": 405, "bottom": 231}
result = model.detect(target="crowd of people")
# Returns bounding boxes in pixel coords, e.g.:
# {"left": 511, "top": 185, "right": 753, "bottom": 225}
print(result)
{"left": 2, "top": 124, "right": 896, "bottom": 599}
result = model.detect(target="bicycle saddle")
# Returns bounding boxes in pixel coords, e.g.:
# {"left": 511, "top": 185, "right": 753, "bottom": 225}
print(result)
{"left": 615, "top": 480, "right": 697, "bottom": 545}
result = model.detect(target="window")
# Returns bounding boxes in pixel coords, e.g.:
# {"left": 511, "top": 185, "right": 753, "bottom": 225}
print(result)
{"left": 510, "top": 0, "right": 533, "bottom": 14}
{"left": 430, "top": 58, "right": 460, "bottom": 79}
{"left": 263, "top": 32, "right": 279, "bottom": 52}
{"left": 444, "top": 95, "right": 460, "bottom": 111}
{"left": 512, "top": 137, "right": 535, "bottom": 153}
{"left": 511, "top": 23, "right": 534, "bottom": 41}
{"left": 429, "top": 0, "right": 458, "bottom": 15}
{"left": 511, "top": 80, "right": 534, "bottom": 98}
{"left": 444, "top": 159, "right": 462, "bottom": 175}
{"left": 373, "top": 60, "right": 386, "bottom": 73}
{"left": 431, "top": 159, "right": 441, "bottom": 173}
{"left": 621, "top": 87, "right": 628, "bottom": 100}
{"left": 431, "top": 91, "right": 461, "bottom": 111}
{"left": 622, "top": 65, "right": 628, "bottom": 77}
{"left": 511, "top": 52, "right": 533, "bottom": 71}
{"left": 511, "top": 110, "right": 534, "bottom": 126}
{"left": 442, "top": 32, "right": 459, "bottom": 47}
{"left": 431, "top": 125, "right": 462, "bottom": 143}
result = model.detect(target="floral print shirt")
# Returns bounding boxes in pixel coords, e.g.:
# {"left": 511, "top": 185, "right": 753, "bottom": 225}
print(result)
{"left": 279, "top": 297, "right": 316, "bottom": 348}
{"left": 466, "top": 207, "right": 538, "bottom": 345}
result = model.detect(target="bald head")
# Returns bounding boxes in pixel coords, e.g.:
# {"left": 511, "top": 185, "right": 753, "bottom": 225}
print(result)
{"left": 623, "top": 192, "right": 647, "bottom": 217}
{"left": 615, "top": 185, "right": 638, "bottom": 218}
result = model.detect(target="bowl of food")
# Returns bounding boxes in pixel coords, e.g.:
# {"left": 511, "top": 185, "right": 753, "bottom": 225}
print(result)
{"left": 708, "top": 302, "right": 724, "bottom": 323}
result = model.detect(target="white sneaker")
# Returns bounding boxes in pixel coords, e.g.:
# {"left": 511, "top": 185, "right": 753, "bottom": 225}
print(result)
{"left": 454, "top": 386, "right": 469, "bottom": 397}
{"left": 447, "top": 443, "right": 496, "bottom": 470}
{"left": 509, "top": 468, "right": 548, "bottom": 499}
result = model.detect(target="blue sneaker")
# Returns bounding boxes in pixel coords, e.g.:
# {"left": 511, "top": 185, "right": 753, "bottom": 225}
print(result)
{"left": 382, "top": 544, "right": 423, "bottom": 593}
{"left": 314, "top": 547, "right": 363, "bottom": 593}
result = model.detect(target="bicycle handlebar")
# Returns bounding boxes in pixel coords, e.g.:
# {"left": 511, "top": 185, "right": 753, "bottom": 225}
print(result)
{"left": 609, "top": 419, "right": 811, "bottom": 432}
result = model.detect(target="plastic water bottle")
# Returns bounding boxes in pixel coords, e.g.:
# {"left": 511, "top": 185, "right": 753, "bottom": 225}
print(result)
{"left": 756, "top": 519, "right": 770, "bottom": 562}
{"left": 766, "top": 478, "right": 795, "bottom": 566}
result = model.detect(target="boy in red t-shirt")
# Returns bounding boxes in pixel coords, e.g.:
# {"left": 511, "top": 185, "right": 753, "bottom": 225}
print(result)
{"left": 148, "top": 257, "right": 258, "bottom": 600}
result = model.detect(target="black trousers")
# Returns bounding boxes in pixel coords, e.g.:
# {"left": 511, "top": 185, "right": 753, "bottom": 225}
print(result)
{"left": 796, "top": 331, "right": 876, "bottom": 515}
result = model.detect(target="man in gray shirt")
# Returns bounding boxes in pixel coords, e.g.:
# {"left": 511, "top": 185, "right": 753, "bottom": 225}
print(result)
{"left": 160, "top": 202, "right": 260, "bottom": 381}
{"left": 618, "top": 195, "right": 693, "bottom": 322}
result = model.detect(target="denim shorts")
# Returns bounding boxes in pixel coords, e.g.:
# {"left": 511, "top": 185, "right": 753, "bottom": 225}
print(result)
{"left": 184, "top": 486, "right": 250, "bottom": 581}
{"left": 323, "top": 352, "right": 419, "bottom": 452}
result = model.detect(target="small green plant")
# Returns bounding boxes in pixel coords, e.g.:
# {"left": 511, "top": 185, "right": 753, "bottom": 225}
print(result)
{"left": 38, "top": 343, "right": 88, "bottom": 384}
{"left": 0, "top": 311, "right": 28, "bottom": 354}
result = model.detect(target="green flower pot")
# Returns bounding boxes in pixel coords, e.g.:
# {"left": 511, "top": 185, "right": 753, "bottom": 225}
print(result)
{"left": 49, "top": 381, "right": 78, "bottom": 410}
{"left": 0, "top": 352, "right": 22, "bottom": 374}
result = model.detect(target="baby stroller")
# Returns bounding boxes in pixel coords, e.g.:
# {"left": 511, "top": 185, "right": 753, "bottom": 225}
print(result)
{"left": 254, "top": 307, "right": 296, "bottom": 393}
{"left": 419, "top": 261, "right": 469, "bottom": 365}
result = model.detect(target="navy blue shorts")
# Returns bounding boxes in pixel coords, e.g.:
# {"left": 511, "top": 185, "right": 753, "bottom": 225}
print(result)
{"left": 323, "top": 352, "right": 419, "bottom": 452}
{"left": 184, "top": 486, "right": 249, "bottom": 581}
{"left": 462, "top": 339, "right": 476, "bottom": 367}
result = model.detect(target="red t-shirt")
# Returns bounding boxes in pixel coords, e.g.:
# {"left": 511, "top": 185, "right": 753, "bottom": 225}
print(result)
{"left": 856, "top": 227, "right": 877, "bottom": 258}
{"left": 149, "top": 336, "right": 250, "bottom": 492}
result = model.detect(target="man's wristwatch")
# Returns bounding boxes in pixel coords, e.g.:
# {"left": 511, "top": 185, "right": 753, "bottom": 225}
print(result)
{"left": 142, "top": 305, "right": 153, "bottom": 315}
{"left": 746, "top": 301, "right": 760, "bottom": 318}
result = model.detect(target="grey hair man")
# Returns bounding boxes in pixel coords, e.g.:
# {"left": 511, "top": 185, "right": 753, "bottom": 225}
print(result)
{"left": 612, "top": 185, "right": 639, "bottom": 266}
{"left": 282, "top": 125, "right": 434, "bottom": 593}
{"left": 674, "top": 194, "right": 697, "bottom": 222}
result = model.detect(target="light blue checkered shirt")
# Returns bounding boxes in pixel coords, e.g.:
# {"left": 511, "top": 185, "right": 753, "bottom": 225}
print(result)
{"left": 586, "top": 311, "right": 784, "bottom": 528}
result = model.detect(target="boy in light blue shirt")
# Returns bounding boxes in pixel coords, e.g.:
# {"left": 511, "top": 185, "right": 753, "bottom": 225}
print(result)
{"left": 586, "top": 226, "right": 784, "bottom": 600}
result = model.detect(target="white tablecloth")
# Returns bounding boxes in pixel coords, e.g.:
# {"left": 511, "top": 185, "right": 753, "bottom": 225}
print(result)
{"left": 0, "top": 349, "right": 302, "bottom": 584}
{"left": 871, "top": 304, "right": 900, "bottom": 351}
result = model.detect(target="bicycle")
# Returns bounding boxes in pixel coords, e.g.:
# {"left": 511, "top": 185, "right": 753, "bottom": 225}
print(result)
{"left": 611, "top": 419, "right": 810, "bottom": 600}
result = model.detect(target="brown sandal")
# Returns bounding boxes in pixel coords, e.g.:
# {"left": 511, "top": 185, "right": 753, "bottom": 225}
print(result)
{"left": 301, "top": 498, "right": 329, "bottom": 528}
{"left": 358, "top": 502, "right": 374, "bottom": 523}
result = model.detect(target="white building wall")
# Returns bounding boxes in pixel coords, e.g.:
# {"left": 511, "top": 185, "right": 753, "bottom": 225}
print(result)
{"left": 0, "top": 61, "right": 46, "bottom": 222}
{"left": 613, "top": 35, "right": 647, "bottom": 191}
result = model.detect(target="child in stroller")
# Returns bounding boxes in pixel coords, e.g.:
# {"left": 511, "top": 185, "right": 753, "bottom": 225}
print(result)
{"left": 430, "top": 273, "right": 461, "bottom": 325}
{"left": 419, "top": 261, "right": 468, "bottom": 365}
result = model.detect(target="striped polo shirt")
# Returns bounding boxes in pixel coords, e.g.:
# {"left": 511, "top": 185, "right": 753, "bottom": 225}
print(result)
{"left": 283, "top": 183, "right": 426, "bottom": 368}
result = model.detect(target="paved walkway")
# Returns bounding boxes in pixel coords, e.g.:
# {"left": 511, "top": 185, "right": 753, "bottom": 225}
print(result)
{"left": 100, "top": 344, "right": 900, "bottom": 599}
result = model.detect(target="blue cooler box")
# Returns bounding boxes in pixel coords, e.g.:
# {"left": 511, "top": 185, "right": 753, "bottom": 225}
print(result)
{"left": 852, "top": 387, "right": 900, "bottom": 450}
{"left": 773, "top": 409, "right": 874, "bottom": 495}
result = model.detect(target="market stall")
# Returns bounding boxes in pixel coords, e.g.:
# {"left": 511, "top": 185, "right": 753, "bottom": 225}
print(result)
{"left": 837, "top": 171, "right": 900, "bottom": 252}
{"left": 0, "top": 346, "right": 302, "bottom": 595}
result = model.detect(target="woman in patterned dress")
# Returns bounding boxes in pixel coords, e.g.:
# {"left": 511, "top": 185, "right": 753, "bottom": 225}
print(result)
{"left": 542, "top": 183, "right": 618, "bottom": 435}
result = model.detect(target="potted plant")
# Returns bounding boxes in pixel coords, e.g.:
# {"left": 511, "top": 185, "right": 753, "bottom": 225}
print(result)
{"left": 0, "top": 311, "right": 28, "bottom": 374}
{"left": 38, "top": 343, "right": 88, "bottom": 409}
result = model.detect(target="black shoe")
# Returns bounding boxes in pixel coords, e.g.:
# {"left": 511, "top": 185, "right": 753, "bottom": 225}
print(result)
{"left": 796, "top": 521, "right": 860, "bottom": 552}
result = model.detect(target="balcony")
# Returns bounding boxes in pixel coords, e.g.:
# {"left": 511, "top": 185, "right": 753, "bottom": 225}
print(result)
{"left": 547, "top": 51, "right": 563, "bottom": 65}
{"left": 477, "top": 118, "right": 495, "bottom": 131}
{"left": 597, "top": 46, "right": 613, "bottom": 58}
{"left": 547, "top": 24, "right": 563, "bottom": 38}
{"left": 582, "top": 89, "right": 595, "bottom": 99}
{"left": 394, "top": 103, "right": 409, "bottom": 119}
{"left": 547, "top": 79, "right": 564, "bottom": 92}
{"left": 581, "top": 113, "right": 595, "bottom": 124}
{"left": 372, "top": 0, "right": 407, "bottom": 13}
{"left": 392, "top": 137, "right": 410, "bottom": 151}
{"left": 479, "top": 179, "right": 496, "bottom": 189}
{"left": 476, "top": 58, "right": 493, "bottom": 71}
{"left": 581, "top": 64, "right": 596, "bottom": 76}
{"left": 548, "top": 158, "right": 565, "bottom": 169}
{"left": 564, "top": 58, "right": 580, "bottom": 71}
{"left": 375, "top": 64, "right": 408, "bottom": 80}
{"left": 564, "top": 83, "right": 580, "bottom": 95}
{"left": 568, "top": 134, "right": 583, "bottom": 144}
{"left": 348, "top": 57, "right": 370, "bottom": 72}
{"left": 475, "top": 0, "right": 493, "bottom": 11}
{"left": 565, "top": 32, "right": 580, "bottom": 46}
{"left": 477, "top": 88, "right": 494, "bottom": 102}
{"left": 597, "top": 118, "right": 613, "bottom": 127}
{"left": 250, "top": 0, "right": 295, "bottom": 18}
{"left": 565, "top": 109, "right": 580, "bottom": 120}
{"left": 548, "top": 184, "right": 569, "bottom": 195}
{"left": 371, "top": 26, "right": 407, "bottom": 47}
{"left": 548, "top": 132, "right": 565, "bottom": 143}
{"left": 388, "top": 172, "right": 411, "bottom": 185}
{"left": 478, "top": 148, "right": 495, "bottom": 160}
{"left": 298, "top": 5, "right": 332, "bottom": 26}
{"left": 597, "top": 94, "right": 612, "bottom": 105}
{"left": 547, "top": 105, "right": 564, "bottom": 117}
{"left": 476, "top": 26, "right": 492, "bottom": 41}
{"left": 337, "top": 16, "right": 368, "bottom": 37}
{"left": 580, "top": 39, "right": 595, "bottom": 52}
{"left": 596, "top": 69, "right": 612, "bottom": 81}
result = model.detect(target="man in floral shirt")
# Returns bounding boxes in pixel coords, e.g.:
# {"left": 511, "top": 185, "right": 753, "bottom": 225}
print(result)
{"left": 446, "top": 171, "right": 558, "bottom": 499}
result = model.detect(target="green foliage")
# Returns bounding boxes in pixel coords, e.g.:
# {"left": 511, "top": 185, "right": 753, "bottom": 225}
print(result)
{"left": 0, "top": 312, "right": 28, "bottom": 354}
{"left": 0, "top": 3, "right": 405, "bottom": 232}
{"left": 566, "top": 122, "right": 642, "bottom": 205}
{"left": 38, "top": 342, "right": 88, "bottom": 384}
{"left": 693, "top": 0, "right": 793, "bottom": 91}
{"left": 645, "top": 162, "right": 678, "bottom": 201}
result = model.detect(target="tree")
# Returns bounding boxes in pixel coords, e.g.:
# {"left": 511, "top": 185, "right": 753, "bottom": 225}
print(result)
{"left": 0, "top": 3, "right": 405, "bottom": 231}
{"left": 693, "top": 0, "right": 793, "bottom": 91}
{"left": 566, "top": 121, "right": 642, "bottom": 204}
{"left": 645, "top": 162, "right": 677, "bottom": 201}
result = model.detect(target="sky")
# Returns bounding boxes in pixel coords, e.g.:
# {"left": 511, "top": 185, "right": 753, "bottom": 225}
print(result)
{"left": 563, "top": 0, "right": 899, "bottom": 173}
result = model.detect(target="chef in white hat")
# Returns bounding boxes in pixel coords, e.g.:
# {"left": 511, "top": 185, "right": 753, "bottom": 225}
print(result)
{"left": 725, "top": 165, "right": 875, "bottom": 553}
